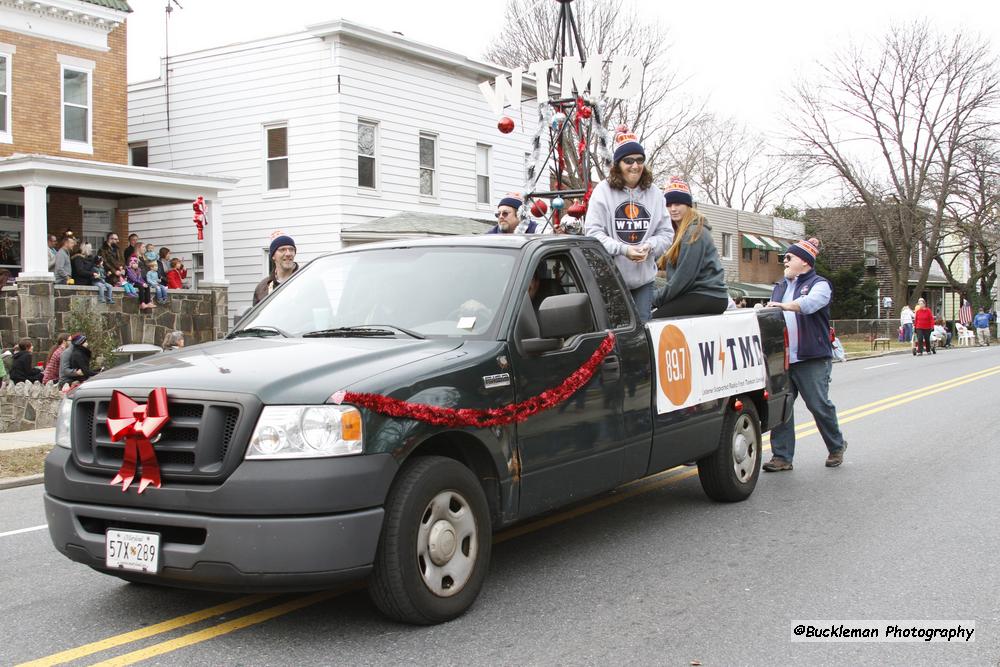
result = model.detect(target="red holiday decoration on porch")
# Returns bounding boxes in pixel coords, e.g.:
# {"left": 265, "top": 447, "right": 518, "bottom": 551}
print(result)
{"left": 106, "top": 388, "right": 171, "bottom": 493}
{"left": 192, "top": 196, "right": 207, "bottom": 241}
{"left": 331, "top": 331, "right": 616, "bottom": 428}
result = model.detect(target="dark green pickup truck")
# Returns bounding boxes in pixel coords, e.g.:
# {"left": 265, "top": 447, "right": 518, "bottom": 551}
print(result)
{"left": 44, "top": 235, "right": 792, "bottom": 624}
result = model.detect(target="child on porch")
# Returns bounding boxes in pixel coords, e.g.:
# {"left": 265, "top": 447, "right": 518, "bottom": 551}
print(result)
{"left": 93, "top": 255, "right": 114, "bottom": 305}
{"left": 146, "top": 260, "right": 168, "bottom": 304}
{"left": 166, "top": 257, "right": 187, "bottom": 289}
{"left": 125, "top": 255, "right": 154, "bottom": 310}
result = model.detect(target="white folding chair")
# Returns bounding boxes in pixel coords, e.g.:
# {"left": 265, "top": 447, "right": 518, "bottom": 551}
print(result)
{"left": 956, "top": 324, "right": 975, "bottom": 347}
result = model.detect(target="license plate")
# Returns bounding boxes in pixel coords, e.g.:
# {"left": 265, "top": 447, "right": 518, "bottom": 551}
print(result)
{"left": 105, "top": 529, "right": 160, "bottom": 573}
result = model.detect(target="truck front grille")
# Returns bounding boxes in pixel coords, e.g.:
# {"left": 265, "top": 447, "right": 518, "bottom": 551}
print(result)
{"left": 72, "top": 396, "right": 243, "bottom": 482}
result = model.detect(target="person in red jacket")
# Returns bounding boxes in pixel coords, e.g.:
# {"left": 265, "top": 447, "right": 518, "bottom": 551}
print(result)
{"left": 166, "top": 257, "right": 187, "bottom": 289}
{"left": 913, "top": 297, "right": 935, "bottom": 355}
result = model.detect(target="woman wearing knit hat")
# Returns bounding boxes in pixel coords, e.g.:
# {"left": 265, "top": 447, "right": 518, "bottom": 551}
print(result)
{"left": 583, "top": 127, "right": 673, "bottom": 323}
{"left": 651, "top": 177, "right": 728, "bottom": 318}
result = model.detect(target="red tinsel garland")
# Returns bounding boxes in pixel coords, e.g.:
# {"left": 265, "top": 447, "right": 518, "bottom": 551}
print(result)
{"left": 339, "top": 331, "right": 616, "bottom": 428}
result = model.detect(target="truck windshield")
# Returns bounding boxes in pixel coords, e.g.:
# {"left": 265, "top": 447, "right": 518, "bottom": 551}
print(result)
{"left": 236, "top": 246, "right": 519, "bottom": 338}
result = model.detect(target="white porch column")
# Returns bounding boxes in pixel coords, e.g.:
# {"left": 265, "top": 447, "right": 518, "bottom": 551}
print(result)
{"left": 200, "top": 198, "right": 228, "bottom": 286}
{"left": 21, "top": 182, "right": 52, "bottom": 279}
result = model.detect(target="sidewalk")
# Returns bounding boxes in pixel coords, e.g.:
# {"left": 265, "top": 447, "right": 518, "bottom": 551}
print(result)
{"left": 0, "top": 427, "right": 55, "bottom": 451}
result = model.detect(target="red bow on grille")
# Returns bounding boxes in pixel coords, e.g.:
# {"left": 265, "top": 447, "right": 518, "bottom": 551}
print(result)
{"left": 106, "top": 388, "right": 170, "bottom": 493}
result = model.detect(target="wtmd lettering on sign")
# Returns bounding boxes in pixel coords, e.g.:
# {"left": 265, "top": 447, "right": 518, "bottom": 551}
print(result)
{"left": 479, "top": 55, "right": 644, "bottom": 115}
{"left": 648, "top": 314, "right": 767, "bottom": 414}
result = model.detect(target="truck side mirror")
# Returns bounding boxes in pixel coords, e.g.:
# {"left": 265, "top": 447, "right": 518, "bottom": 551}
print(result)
{"left": 520, "top": 293, "right": 595, "bottom": 354}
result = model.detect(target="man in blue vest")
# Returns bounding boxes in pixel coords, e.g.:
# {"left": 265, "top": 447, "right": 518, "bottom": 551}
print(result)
{"left": 763, "top": 237, "right": 847, "bottom": 471}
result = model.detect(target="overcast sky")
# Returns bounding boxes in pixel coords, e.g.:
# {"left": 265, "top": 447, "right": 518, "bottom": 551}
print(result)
{"left": 125, "top": 0, "right": 998, "bottom": 161}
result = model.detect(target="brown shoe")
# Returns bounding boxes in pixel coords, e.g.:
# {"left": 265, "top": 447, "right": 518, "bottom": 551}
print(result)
{"left": 825, "top": 443, "right": 847, "bottom": 468}
{"left": 763, "top": 457, "right": 793, "bottom": 472}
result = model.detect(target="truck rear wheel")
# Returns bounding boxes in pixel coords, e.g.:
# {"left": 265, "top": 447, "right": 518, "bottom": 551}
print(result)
{"left": 370, "top": 456, "right": 491, "bottom": 624}
{"left": 698, "top": 398, "right": 761, "bottom": 502}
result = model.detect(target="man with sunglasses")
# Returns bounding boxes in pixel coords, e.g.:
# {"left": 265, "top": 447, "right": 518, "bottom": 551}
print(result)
{"left": 763, "top": 237, "right": 847, "bottom": 471}
{"left": 487, "top": 193, "right": 536, "bottom": 234}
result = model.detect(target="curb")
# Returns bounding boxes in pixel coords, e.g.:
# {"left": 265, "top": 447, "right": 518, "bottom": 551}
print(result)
{"left": 0, "top": 473, "right": 44, "bottom": 490}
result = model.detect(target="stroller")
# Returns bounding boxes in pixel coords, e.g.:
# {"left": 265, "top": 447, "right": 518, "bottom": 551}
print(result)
{"left": 912, "top": 329, "right": 939, "bottom": 355}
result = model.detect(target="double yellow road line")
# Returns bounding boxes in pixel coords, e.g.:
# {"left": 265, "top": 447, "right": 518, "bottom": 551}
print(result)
{"left": 19, "top": 363, "right": 1000, "bottom": 666}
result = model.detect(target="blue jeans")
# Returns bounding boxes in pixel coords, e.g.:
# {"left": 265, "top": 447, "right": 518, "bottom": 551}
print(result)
{"left": 96, "top": 281, "right": 113, "bottom": 303}
{"left": 155, "top": 285, "right": 168, "bottom": 302}
{"left": 902, "top": 323, "right": 913, "bottom": 342}
{"left": 770, "top": 358, "right": 845, "bottom": 462}
{"left": 631, "top": 282, "right": 654, "bottom": 324}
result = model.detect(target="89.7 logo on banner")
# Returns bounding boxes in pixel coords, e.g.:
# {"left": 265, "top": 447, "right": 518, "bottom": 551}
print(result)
{"left": 656, "top": 324, "right": 692, "bottom": 405}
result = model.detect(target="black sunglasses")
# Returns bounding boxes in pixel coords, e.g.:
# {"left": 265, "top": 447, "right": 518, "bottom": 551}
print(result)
{"left": 782, "top": 254, "right": 793, "bottom": 262}
{"left": 620, "top": 157, "right": 645, "bottom": 166}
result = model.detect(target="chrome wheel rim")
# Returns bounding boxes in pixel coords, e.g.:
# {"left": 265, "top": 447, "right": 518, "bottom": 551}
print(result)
{"left": 731, "top": 414, "right": 757, "bottom": 483}
{"left": 416, "top": 490, "right": 478, "bottom": 597}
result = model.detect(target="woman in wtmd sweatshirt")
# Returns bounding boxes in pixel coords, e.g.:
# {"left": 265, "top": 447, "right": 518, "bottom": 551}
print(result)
{"left": 584, "top": 129, "right": 673, "bottom": 323}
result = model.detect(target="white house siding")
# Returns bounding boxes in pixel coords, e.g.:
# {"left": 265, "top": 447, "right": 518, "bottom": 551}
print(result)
{"left": 129, "top": 27, "right": 536, "bottom": 321}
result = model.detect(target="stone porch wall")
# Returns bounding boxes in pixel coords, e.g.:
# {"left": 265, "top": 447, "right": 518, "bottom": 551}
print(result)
{"left": 0, "top": 381, "right": 63, "bottom": 433}
{"left": 1, "top": 281, "right": 229, "bottom": 354}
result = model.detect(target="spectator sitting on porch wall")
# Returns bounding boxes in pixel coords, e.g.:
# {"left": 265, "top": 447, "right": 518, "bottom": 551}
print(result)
{"left": 122, "top": 233, "right": 140, "bottom": 264}
{"left": 253, "top": 235, "right": 298, "bottom": 305}
{"left": 166, "top": 257, "right": 187, "bottom": 289}
{"left": 99, "top": 232, "right": 124, "bottom": 284}
{"left": 71, "top": 242, "right": 96, "bottom": 286}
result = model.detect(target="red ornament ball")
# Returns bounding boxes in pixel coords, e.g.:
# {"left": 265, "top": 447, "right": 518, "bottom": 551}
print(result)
{"left": 498, "top": 116, "right": 515, "bottom": 134}
{"left": 579, "top": 106, "right": 592, "bottom": 119}
{"left": 530, "top": 199, "right": 548, "bottom": 217}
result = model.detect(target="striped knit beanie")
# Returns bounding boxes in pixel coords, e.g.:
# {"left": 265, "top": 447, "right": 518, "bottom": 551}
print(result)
{"left": 786, "top": 237, "right": 820, "bottom": 267}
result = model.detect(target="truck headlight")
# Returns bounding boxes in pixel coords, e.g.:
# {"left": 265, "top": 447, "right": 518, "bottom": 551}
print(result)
{"left": 246, "top": 405, "right": 363, "bottom": 459}
{"left": 55, "top": 398, "right": 73, "bottom": 449}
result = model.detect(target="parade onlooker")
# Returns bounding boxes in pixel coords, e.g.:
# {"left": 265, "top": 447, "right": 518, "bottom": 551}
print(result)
{"left": 651, "top": 177, "right": 728, "bottom": 318}
{"left": 166, "top": 257, "right": 187, "bottom": 289}
{"left": 92, "top": 255, "right": 114, "bottom": 304}
{"left": 899, "top": 304, "right": 914, "bottom": 342}
{"left": 253, "top": 234, "right": 299, "bottom": 305}
{"left": 47, "top": 234, "right": 59, "bottom": 272}
{"left": 60, "top": 334, "right": 98, "bottom": 384}
{"left": 54, "top": 234, "right": 75, "bottom": 284}
{"left": 147, "top": 260, "right": 168, "bottom": 303}
{"left": 42, "top": 334, "right": 70, "bottom": 384}
{"left": 487, "top": 193, "right": 537, "bottom": 234}
{"left": 933, "top": 318, "right": 952, "bottom": 349}
{"left": 583, "top": 128, "right": 673, "bottom": 323}
{"left": 122, "top": 233, "right": 140, "bottom": 264}
{"left": 763, "top": 238, "right": 847, "bottom": 471}
{"left": 70, "top": 242, "right": 96, "bottom": 286}
{"left": 126, "top": 255, "right": 155, "bottom": 310}
{"left": 913, "top": 297, "right": 934, "bottom": 355}
{"left": 10, "top": 338, "right": 43, "bottom": 383}
{"left": 157, "top": 247, "right": 171, "bottom": 282}
{"left": 98, "top": 232, "right": 124, "bottom": 284}
{"left": 162, "top": 330, "right": 185, "bottom": 351}
{"left": 973, "top": 307, "right": 991, "bottom": 346}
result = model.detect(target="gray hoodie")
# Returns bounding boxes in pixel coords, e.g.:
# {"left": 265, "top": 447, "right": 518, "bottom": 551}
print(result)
{"left": 654, "top": 219, "right": 728, "bottom": 305}
{"left": 584, "top": 180, "right": 673, "bottom": 290}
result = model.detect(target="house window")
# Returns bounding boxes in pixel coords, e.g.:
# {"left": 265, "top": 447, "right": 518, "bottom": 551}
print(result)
{"left": 720, "top": 232, "right": 732, "bottom": 260}
{"left": 864, "top": 237, "right": 878, "bottom": 256}
{"left": 265, "top": 125, "right": 288, "bottom": 190}
{"left": 61, "top": 65, "right": 92, "bottom": 148}
{"left": 476, "top": 144, "right": 491, "bottom": 204}
{"left": 358, "top": 120, "right": 377, "bottom": 189}
{"left": 191, "top": 252, "right": 204, "bottom": 290}
{"left": 82, "top": 208, "right": 112, "bottom": 253}
{"left": 0, "top": 49, "right": 12, "bottom": 142}
{"left": 129, "top": 142, "right": 148, "bottom": 167}
{"left": 759, "top": 249, "right": 770, "bottom": 263}
{"left": 742, "top": 248, "right": 753, "bottom": 262}
{"left": 419, "top": 132, "right": 436, "bottom": 197}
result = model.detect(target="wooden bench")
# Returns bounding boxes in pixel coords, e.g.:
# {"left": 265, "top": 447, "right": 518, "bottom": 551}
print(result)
{"left": 871, "top": 337, "right": 891, "bottom": 351}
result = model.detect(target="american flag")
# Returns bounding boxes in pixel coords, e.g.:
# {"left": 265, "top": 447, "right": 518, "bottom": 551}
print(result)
{"left": 959, "top": 300, "right": 973, "bottom": 326}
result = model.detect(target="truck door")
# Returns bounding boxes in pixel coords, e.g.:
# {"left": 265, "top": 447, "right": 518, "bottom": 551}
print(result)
{"left": 509, "top": 250, "right": 626, "bottom": 516}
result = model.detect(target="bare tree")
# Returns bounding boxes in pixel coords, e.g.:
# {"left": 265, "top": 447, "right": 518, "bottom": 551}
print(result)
{"left": 785, "top": 21, "right": 1000, "bottom": 307}
{"left": 665, "top": 115, "right": 807, "bottom": 213}
{"left": 484, "top": 0, "right": 704, "bottom": 181}
{"left": 935, "top": 138, "right": 1000, "bottom": 302}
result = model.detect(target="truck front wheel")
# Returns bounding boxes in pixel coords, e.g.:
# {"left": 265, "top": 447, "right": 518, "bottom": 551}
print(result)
{"left": 698, "top": 398, "right": 761, "bottom": 502}
{"left": 370, "top": 456, "right": 492, "bottom": 624}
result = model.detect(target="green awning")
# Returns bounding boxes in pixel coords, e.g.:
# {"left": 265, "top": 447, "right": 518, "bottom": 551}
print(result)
{"left": 760, "top": 236, "right": 784, "bottom": 250}
{"left": 741, "top": 233, "right": 766, "bottom": 250}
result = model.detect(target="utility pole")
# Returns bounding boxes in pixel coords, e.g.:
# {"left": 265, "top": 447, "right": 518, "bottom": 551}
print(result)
{"left": 164, "top": 0, "right": 182, "bottom": 132}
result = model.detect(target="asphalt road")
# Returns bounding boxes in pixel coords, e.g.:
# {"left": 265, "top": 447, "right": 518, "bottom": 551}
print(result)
{"left": 2, "top": 345, "right": 998, "bottom": 666}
